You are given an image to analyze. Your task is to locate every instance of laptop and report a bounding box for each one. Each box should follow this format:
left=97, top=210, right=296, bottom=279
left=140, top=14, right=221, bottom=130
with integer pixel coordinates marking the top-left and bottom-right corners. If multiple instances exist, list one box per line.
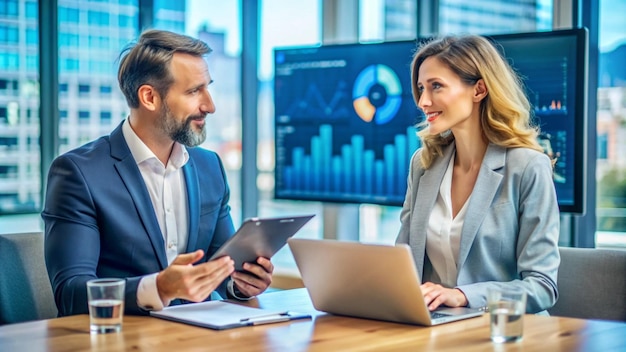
left=287, top=238, right=484, bottom=326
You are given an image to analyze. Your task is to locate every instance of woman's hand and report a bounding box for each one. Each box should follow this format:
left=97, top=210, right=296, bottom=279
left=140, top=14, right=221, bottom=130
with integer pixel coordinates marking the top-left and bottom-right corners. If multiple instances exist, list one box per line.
left=420, top=282, right=468, bottom=310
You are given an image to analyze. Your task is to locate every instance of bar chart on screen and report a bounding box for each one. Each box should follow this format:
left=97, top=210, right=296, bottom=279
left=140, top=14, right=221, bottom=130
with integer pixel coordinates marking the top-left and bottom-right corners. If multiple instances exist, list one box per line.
left=276, top=124, right=418, bottom=202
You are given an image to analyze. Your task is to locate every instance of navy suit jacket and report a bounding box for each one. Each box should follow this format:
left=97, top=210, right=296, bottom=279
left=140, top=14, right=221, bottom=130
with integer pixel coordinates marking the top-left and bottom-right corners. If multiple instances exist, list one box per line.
left=42, top=121, right=235, bottom=316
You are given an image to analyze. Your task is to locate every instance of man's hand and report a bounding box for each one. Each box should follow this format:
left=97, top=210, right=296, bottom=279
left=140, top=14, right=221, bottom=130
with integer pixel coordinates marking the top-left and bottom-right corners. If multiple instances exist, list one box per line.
left=231, top=257, right=274, bottom=298
left=156, top=249, right=234, bottom=304
left=420, top=282, right=468, bottom=311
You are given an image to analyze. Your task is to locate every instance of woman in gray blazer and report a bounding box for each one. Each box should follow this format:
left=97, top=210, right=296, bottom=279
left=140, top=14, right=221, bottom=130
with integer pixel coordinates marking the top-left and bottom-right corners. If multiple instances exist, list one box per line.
left=396, top=34, right=560, bottom=314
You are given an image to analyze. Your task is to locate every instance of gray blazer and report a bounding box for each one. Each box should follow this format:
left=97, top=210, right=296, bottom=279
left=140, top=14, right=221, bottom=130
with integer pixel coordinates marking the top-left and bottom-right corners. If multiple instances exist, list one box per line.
left=396, top=142, right=560, bottom=313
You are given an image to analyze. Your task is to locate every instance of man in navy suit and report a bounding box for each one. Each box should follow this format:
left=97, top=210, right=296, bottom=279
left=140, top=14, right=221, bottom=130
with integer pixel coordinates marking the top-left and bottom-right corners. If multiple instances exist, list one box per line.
left=42, top=29, right=273, bottom=316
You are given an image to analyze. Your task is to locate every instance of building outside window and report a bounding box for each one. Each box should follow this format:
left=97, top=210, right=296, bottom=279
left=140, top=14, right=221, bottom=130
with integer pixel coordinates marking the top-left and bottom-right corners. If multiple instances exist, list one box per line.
left=57, top=0, right=138, bottom=156
left=595, top=0, right=626, bottom=248
left=0, top=0, right=40, bottom=214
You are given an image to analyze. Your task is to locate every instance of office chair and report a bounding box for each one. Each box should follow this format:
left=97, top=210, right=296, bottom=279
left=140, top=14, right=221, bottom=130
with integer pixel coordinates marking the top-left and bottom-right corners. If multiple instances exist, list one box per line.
left=548, top=247, right=626, bottom=321
left=0, top=231, right=58, bottom=324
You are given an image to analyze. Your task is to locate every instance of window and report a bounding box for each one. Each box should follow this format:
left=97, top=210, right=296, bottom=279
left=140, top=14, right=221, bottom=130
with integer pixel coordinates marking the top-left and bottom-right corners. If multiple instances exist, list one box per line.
left=60, top=33, right=79, bottom=47
left=8, top=27, right=17, bottom=43
left=119, top=14, right=135, bottom=28
left=6, top=0, right=18, bottom=16
left=596, top=0, right=626, bottom=248
left=62, top=58, right=78, bottom=71
left=257, top=0, right=323, bottom=270
left=0, top=0, right=40, bottom=214
left=88, top=11, right=110, bottom=26
left=26, top=54, right=37, bottom=71
left=26, top=1, right=38, bottom=18
left=0, top=137, right=19, bottom=148
left=26, top=29, right=37, bottom=44
left=78, top=110, right=90, bottom=119
left=0, top=106, right=7, bottom=123
left=162, top=0, right=244, bottom=223
left=78, top=84, right=90, bottom=94
left=154, top=0, right=184, bottom=32
left=59, top=7, right=80, bottom=23
left=439, top=0, right=552, bottom=34
left=58, top=0, right=136, bottom=152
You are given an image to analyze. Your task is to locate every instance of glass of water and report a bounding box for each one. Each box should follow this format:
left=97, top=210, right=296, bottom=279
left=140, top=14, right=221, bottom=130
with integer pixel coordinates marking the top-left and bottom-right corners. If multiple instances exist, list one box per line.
left=86, top=278, right=125, bottom=334
left=487, top=287, right=526, bottom=343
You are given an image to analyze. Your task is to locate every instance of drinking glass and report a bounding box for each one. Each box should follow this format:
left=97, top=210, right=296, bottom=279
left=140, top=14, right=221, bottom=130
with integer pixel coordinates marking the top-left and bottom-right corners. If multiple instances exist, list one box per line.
left=87, top=278, right=125, bottom=334
left=487, top=286, right=526, bottom=343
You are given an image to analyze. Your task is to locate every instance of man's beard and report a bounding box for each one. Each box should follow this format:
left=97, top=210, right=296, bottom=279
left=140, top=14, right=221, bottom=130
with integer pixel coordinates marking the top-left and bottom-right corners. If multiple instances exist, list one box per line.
left=158, top=102, right=207, bottom=147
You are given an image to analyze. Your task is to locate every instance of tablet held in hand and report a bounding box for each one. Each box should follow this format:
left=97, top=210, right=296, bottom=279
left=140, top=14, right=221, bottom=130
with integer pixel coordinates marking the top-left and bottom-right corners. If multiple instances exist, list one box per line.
left=210, top=214, right=315, bottom=271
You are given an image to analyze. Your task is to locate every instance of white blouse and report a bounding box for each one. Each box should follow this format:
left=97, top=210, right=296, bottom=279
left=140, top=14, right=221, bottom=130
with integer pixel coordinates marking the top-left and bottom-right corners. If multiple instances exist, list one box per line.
left=425, top=153, right=470, bottom=288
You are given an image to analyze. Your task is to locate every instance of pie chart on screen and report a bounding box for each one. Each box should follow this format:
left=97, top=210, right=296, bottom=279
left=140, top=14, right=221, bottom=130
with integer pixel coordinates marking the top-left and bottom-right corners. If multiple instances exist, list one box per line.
left=352, top=64, right=402, bottom=124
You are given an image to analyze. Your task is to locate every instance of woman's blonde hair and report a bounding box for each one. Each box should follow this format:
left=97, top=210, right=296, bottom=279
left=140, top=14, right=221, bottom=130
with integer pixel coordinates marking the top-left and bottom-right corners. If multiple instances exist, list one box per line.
left=411, top=34, right=543, bottom=168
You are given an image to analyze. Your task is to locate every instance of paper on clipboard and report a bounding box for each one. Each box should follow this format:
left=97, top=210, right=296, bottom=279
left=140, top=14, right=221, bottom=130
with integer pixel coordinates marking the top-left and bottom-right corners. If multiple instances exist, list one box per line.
left=150, top=300, right=311, bottom=330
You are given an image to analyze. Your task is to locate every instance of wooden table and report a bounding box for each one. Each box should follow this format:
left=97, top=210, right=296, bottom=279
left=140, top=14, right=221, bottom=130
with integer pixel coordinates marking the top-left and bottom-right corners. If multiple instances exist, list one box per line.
left=1, top=288, right=625, bottom=351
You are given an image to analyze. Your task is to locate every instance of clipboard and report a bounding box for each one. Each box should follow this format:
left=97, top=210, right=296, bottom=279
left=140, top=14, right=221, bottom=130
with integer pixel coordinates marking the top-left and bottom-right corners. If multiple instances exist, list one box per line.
left=149, top=300, right=311, bottom=330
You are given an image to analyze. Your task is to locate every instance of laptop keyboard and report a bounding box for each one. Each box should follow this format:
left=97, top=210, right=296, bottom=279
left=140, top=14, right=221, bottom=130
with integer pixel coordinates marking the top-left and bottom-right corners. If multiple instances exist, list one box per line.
left=430, top=312, right=449, bottom=319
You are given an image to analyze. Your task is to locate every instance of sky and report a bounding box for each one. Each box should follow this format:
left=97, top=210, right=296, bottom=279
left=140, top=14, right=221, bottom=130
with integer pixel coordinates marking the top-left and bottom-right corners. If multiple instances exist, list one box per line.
left=186, top=0, right=321, bottom=80
left=599, top=0, right=626, bottom=51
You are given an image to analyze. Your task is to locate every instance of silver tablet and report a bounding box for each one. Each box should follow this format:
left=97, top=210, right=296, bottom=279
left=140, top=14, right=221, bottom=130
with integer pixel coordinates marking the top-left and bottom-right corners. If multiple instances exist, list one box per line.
left=209, top=214, right=315, bottom=271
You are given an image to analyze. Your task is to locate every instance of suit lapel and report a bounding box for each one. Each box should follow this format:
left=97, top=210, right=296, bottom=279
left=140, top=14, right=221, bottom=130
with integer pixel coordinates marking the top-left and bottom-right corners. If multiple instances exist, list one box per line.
left=183, top=158, right=200, bottom=252
left=412, top=143, right=455, bottom=277
left=110, top=123, right=168, bottom=270
left=456, top=143, right=506, bottom=271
